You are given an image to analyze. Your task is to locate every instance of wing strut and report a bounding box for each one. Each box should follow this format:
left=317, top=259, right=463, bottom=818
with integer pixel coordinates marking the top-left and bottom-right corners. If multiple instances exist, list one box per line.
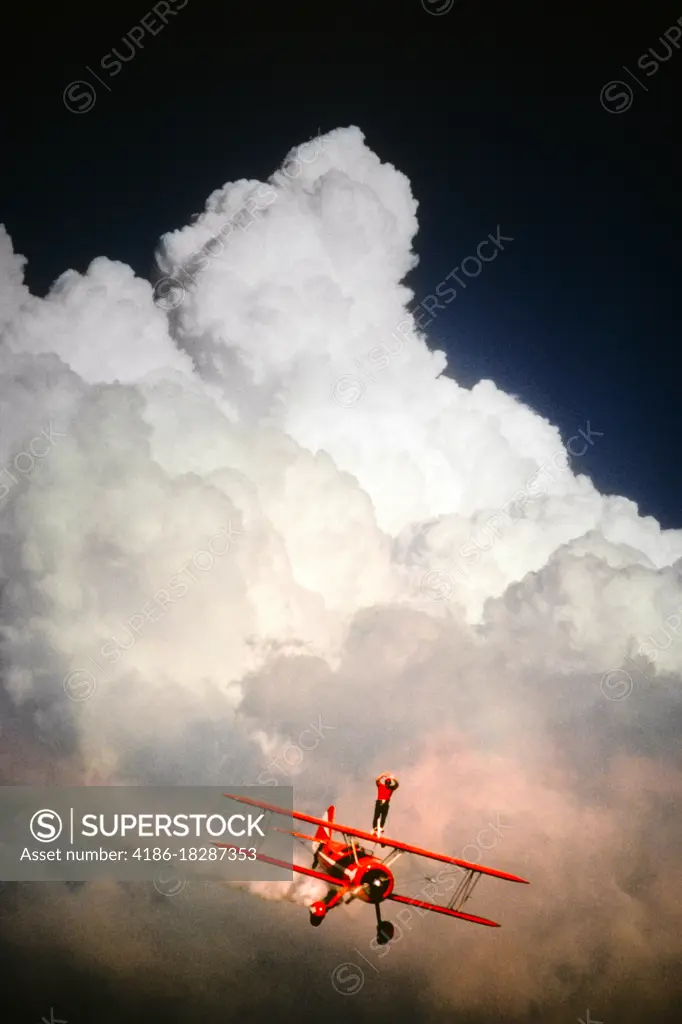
left=446, top=868, right=481, bottom=911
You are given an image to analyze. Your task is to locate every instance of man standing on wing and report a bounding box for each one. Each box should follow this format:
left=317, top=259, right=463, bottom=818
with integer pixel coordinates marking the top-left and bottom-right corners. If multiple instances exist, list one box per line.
left=372, top=772, right=399, bottom=838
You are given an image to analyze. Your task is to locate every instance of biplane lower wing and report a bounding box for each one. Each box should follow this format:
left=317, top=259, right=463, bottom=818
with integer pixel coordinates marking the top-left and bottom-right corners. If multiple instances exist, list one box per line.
left=213, top=842, right=342, bottom=888
left=223, top=793, right=529, bottom=885
left=388, top=892, right=500, bottom=927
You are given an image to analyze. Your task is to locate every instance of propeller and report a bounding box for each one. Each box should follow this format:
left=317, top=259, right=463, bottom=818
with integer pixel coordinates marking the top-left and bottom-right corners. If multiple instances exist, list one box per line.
left=361, top=867, right=392, bottom=904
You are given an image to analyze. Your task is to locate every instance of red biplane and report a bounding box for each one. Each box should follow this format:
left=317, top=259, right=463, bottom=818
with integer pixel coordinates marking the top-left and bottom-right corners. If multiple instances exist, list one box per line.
left=218, top=780, right=529, bottom=945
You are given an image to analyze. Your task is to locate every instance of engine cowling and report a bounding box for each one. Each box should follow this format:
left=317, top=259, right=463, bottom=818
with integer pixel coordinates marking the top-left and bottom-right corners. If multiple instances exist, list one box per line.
left=358, top=864, right=394, bottom=904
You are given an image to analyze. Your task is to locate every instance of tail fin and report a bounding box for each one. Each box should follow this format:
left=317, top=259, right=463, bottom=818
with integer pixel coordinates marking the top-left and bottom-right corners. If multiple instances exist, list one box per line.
left=314, top=805, right=334, bottom=849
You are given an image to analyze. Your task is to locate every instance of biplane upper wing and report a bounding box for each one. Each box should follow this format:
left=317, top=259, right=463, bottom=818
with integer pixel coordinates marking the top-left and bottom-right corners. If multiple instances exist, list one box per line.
left=388, top=892, right=500, bottom=928
left=223, top=793, right=529, bottom=884
left=213, top=842, right=343, bottom=888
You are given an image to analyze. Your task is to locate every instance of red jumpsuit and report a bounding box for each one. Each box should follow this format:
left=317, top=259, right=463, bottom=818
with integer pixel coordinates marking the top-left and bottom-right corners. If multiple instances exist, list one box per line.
left=373, top=773, right=399, bottom=834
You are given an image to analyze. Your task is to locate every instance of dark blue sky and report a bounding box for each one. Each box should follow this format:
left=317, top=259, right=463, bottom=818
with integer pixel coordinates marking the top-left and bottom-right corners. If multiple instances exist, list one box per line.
left=4, top=0, right=681, bottom=527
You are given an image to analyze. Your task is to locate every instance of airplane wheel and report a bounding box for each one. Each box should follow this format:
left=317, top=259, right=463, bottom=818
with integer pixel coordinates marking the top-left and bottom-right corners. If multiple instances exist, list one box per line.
left=376, top=921, right=394, bottom=945
left=309, top=912, right=324, bottom=927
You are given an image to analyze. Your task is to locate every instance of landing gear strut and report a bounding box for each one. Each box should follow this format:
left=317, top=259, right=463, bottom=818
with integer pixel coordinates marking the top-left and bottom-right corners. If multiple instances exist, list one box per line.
left=375, top=903, right=395, bottom=945
left=309, top=900, right=326, bottom=926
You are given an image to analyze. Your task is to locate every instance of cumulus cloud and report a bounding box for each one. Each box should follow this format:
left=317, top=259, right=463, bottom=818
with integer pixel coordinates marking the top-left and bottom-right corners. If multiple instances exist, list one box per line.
left=1, top=125, right=681, bottom=1021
